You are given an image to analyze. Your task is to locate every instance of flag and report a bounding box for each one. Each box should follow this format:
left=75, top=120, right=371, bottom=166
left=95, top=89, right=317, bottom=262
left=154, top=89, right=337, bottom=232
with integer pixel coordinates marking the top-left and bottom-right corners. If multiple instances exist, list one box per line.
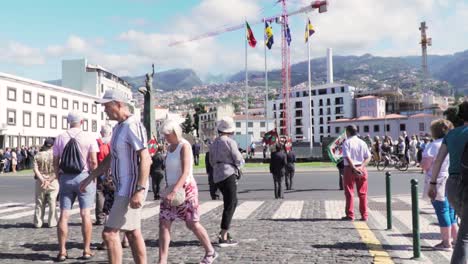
left=305, top=19, right=315, bottom=43
left=246, top=21, right=257, bottom=48
left=326, top=131, right=347, bottom=164
left=264, top=21, right=274, bottom=49
left=262, top=129, right=279, bottom=145
left=285, top=24, right=292, bottom=46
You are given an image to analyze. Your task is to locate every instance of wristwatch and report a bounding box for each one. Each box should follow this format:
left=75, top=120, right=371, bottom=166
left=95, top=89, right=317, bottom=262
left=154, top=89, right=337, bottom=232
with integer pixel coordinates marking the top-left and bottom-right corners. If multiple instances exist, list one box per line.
left=135, top=185, right=146, bottom=192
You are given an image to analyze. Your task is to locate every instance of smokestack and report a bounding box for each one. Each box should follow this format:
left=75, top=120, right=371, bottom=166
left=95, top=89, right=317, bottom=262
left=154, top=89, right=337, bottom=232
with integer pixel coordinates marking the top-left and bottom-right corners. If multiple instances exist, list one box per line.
left=327, top=48, right=334, bottom=84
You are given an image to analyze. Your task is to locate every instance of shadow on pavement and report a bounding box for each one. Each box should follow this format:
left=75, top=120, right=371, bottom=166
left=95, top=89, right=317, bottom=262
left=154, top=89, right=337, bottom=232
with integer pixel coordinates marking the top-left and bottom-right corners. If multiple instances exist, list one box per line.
left=0, top=222, right=35, bottom=229
left=145, top=239, right=201, bottom=248
left=388, top=232, right=439, bottom=240
left=238, top=188, right=338, bottom=194
left=0, top=252, right=51, bottom=261
left=258, top=218, right=343, bottom=222
left=312, top=241, right=370, bottom=250
left=22, top=242, right=83, bottom=251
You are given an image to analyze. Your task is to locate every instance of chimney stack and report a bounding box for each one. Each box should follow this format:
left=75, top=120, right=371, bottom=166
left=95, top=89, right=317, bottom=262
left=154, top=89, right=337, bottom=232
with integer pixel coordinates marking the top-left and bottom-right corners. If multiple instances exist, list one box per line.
left=327, top=48, right=334, bottom=84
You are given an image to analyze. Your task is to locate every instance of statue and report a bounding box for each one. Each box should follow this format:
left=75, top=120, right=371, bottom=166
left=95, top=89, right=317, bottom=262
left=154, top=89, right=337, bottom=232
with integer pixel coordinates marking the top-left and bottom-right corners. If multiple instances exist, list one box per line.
left=139, top=64, right=157, bottom=141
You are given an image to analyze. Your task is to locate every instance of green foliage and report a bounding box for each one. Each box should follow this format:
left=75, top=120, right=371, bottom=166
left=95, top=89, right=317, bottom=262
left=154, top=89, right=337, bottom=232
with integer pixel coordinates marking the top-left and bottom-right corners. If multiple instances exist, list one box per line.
left=182, top=113, right=194, bottom=134
left=193, top=103, right=207, bottom=137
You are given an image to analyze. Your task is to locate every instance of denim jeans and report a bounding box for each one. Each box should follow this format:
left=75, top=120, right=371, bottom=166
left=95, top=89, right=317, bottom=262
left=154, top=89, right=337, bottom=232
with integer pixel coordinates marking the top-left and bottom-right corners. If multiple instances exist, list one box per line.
left=451, top=188, right=468, bottom=264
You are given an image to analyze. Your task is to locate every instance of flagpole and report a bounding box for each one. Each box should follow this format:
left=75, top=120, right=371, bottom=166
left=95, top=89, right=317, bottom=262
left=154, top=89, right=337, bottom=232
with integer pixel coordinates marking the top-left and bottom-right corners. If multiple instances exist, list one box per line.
left=307, top=18, right=313, bottom=150
left=245, top=21, right=249, bottom=151
left=264, top=19, right=269, bottom=133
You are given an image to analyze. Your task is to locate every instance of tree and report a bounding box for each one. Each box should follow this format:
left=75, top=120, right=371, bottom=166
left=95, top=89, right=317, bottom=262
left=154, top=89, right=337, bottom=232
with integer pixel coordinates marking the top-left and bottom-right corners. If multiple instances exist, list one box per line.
left=182, top=113, right=194, bottom=134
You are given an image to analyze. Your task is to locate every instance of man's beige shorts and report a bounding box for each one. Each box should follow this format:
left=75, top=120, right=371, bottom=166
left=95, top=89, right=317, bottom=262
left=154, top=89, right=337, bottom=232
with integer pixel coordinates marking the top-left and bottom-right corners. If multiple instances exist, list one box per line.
left=106, top=196, right=144, bottom=231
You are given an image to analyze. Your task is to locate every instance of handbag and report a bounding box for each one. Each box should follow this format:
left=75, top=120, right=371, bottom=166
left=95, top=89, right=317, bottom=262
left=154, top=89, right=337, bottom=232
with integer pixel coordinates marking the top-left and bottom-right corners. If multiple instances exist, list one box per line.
left=161, top=184, right=186, bottom=207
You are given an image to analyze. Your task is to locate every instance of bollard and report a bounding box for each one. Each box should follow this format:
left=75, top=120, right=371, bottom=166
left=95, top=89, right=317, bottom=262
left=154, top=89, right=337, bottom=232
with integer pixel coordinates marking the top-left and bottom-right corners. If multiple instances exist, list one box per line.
left=385, top=171, right=392, bottom=230
left=411, top=179, right=421, bottom=259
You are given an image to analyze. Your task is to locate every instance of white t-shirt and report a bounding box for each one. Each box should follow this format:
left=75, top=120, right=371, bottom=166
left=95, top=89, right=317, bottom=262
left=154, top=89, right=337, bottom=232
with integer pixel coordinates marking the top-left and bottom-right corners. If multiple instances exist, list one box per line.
left=422, top=138, right=449, bottom=201
left=342, top=136, right=371, bottom=166
left=165, top=139, right=194, bottom=186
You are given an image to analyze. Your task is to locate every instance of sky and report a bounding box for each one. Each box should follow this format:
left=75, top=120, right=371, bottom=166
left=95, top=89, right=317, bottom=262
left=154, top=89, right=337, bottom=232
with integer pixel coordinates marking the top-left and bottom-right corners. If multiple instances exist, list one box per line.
left=0, top=0, right=467, bottom=81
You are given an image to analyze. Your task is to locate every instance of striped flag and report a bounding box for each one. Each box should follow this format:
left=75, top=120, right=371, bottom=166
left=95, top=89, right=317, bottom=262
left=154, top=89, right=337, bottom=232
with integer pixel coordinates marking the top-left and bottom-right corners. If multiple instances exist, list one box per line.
left=326, top=131, right=347, bottom=164
left=246, top=21, right=257, bottom=48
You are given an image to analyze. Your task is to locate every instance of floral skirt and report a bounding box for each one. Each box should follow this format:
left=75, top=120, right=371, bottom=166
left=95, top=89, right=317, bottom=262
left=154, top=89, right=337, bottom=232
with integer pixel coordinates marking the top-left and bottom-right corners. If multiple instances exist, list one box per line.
left=159, top=180, right=200, bottom=222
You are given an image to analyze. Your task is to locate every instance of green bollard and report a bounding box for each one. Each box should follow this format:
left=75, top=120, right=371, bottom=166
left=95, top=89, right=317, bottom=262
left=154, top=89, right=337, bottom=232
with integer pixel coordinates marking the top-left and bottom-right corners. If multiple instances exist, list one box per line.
left=386, top=171, right=392, bottom=230
left=411, top=179, right=421, bottom=259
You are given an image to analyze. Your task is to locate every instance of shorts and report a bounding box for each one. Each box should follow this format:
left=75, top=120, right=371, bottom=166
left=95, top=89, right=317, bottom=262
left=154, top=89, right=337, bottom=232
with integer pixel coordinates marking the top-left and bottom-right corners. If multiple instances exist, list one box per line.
left=106, top=195, right=144, bottom=231
left=59, top=172, right=96, bottom=210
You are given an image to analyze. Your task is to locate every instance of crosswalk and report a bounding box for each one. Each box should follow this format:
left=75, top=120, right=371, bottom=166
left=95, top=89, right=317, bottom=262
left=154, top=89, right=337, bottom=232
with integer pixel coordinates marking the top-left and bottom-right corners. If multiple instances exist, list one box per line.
left=0, top=196, right=457, bottom=262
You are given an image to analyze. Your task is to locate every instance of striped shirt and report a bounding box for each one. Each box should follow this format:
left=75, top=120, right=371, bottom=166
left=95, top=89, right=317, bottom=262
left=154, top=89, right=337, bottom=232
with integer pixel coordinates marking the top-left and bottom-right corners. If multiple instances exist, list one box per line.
left=110, top=115, right=148, bottom=198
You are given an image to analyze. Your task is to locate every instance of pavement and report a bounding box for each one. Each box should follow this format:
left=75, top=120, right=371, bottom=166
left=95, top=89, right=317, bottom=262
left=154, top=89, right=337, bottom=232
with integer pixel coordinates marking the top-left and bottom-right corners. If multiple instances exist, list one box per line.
left=0, top=167, right=453, bottom=263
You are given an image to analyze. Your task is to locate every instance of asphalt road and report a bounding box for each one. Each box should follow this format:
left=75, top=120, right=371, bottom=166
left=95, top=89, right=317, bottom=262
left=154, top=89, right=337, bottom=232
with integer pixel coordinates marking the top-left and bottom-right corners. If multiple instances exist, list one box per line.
left=0, top=168, right=426, bottom=203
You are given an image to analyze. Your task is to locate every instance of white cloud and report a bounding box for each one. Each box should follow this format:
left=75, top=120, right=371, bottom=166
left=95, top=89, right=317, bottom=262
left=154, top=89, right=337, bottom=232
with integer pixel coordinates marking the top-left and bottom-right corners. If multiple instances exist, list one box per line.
left=0, top=41, right=45, bottom=66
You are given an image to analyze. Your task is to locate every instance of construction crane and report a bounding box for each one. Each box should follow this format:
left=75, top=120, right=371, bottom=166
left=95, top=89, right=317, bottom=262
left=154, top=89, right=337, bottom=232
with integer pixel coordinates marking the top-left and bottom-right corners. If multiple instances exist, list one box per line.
left=169, top=0, right=328, bottom=137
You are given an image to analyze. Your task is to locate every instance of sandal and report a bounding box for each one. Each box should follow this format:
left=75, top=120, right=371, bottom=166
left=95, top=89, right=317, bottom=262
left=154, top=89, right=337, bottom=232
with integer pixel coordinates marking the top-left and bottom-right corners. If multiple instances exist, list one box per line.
left=200, top=251, right=218, bottom=264
left=55, top=252, right=68, bottom=262
left=80, top=251, right=95, bottom=260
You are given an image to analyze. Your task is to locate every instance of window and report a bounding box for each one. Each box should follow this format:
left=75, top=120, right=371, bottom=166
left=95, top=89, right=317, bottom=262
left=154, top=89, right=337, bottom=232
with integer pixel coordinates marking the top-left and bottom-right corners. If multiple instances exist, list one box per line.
left=386, top=124, right=390, bottom=132
left=363, top=125, right=369, bottom=133
left=50, top=96, right=57, bottom=108
left=37, top=113, right=45, bottom=128
left=318, top=89, right=327, bottom=95
left=341, top=86, right=345, bottom=92
left=311, top=90, right=316, bottom=96
left=23, top=111, right=31, bottom=127
left=50, top=115, right=57, bottom=129
left=374, top=125, right=380, bottom=132
left=319, top=117, right=323, bottom=125
left=331, top=88, right=335, bottom=94
left=303, top=91, right=309, bottom=96
left=260, top=122, right=265, bottom=127
left=368, top=100, right=375, bottom=107
left=335, top=107, right=344, bottom=114
left=23, top=91, right=31, bottom=103
left=83, top=119, right=89, bottom=131
left=92, top=104, right=97, bottom=114
left=295, top=101, right=302, bottom=108
left=327, top=117, right=331, bottom=122
left=319, top=99, right=323, bottom=106
left=320, top=126, right=324, bottom=134
left=295, top=127, right=303, bottom=135
left=419, top=122, right=425, bottom=132
left=311, top=118, right=314, bottom=125
left=236, top=132, right=241, bottom=135
left=311, top=100, right=314, bottom=107
left=37, top=94, right=45, bottom=106
left=248, top=122, right=253, bottom=128
left=335, top=97, right=344, bottom=105
left=295, top=110, right=302, bottom=117
left=319, top=109, right=323, bottom=115
left=236, top=122, right=241, bottom=128
left=360, top=100, right=367, bottom=107
left=83, top=103, right=89, bottom=113
left=326, top=98, right=331, bottom=106
left=279, top=103, right=284, bottom=110
left=295, top=119, right=302, bottom=126
left=7, top=87, right=16, bottom=101
left=92, top=120, right=97, bottom=132
left=311, top=109, right=314, bottom=115
left=280, top=120, right=285, bottom=126
left=62, top=99, right=69, bottom=109
left=73, top=100, right=79, bottom=110
left=327, top=126, right=330, bottom=133
left=7, top=109, right=16, bottom=125
left=400, top=124, right=406, bottom=131
left=296, top=92, right=300, bottom=97
left=327, top=108, right=331, bottom=115
left=62, top=116, right=68, bottom=130
left=335, top=127, right=340, bottom=133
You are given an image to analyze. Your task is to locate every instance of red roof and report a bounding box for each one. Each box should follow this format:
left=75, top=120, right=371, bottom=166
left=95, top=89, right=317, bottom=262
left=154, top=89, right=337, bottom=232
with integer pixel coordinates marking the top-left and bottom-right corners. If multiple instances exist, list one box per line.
left=409, top=113, right=436, bottom=118
left=330, top=114, right=407, bottom=123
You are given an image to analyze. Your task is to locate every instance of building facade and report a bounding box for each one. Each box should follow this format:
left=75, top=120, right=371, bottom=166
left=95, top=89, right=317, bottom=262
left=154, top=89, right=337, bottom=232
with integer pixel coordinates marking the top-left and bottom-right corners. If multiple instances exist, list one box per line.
left=356, top=96, right=386, bottom=118
left=329, top=113, right=438, bottom=140
left=234, top=115, right=275, bottom=142
left=0, top=72, right=102, bottom=148
left=267, top=82, right=355, bottom=144
left=198, top=104, right=234, bottom=141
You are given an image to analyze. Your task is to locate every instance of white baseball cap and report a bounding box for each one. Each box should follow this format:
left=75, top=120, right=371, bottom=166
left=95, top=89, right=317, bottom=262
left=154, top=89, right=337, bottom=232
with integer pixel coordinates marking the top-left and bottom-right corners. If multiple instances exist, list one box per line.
left=95, top=89, right=128, bottom=104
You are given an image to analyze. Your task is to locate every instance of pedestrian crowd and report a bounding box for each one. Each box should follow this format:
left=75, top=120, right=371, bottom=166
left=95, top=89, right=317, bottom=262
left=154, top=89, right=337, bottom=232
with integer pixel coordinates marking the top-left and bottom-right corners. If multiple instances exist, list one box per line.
left=0, top=145, right=37, bottom=173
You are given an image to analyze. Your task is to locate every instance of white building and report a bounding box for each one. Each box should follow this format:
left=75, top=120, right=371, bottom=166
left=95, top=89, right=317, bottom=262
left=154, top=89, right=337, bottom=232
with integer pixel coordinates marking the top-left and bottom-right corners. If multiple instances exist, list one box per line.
left=267, top=48, right=355, bottom=144
left=0, top=72, right=102, bottom=148
left=267, top=82, right=355, bottom=144
left=155, top=107, right=185, bottom=135
left=198, top=104, right=234, bottom=141
left=0, top=59, right=140, bottom=149
left=233, top=115, right=275, bottom=142
left=329, top=113, right=438, bottom=140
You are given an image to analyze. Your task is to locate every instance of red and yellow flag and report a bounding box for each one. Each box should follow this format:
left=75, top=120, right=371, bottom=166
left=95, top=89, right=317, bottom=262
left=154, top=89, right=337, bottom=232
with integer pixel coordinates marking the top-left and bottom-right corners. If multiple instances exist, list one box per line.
left=246, top=21, right=257, bottom=48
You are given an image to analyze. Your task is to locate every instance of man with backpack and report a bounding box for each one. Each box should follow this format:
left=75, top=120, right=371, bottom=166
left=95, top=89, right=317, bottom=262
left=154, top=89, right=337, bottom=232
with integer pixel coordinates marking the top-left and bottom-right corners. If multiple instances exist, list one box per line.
left=429, top=101, right=468, bottom=264
left=53, top=111, right=99, bottom=262
left=95, top=125, right=112, bottom=225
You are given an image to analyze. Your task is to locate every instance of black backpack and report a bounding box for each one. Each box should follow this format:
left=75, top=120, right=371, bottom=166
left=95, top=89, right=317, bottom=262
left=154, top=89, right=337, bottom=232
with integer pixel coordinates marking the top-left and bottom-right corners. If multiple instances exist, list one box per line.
left=461, top=142, right=468, bottom=186
left=59, top=131, right=84, bottom=174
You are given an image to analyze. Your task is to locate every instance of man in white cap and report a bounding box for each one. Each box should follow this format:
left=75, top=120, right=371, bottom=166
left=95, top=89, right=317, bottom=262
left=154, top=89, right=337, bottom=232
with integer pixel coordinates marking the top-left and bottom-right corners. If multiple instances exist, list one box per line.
left=80, top=89, right=151, bottom=264
left=53, top=111, right=99, bottom=261
left=209, top=116, right=244, bottom=247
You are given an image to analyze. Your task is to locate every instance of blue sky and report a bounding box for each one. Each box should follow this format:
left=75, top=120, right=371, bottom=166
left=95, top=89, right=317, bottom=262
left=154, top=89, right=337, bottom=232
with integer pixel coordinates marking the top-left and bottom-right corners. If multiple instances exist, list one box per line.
left=0, top=0, right=467, bottom=81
